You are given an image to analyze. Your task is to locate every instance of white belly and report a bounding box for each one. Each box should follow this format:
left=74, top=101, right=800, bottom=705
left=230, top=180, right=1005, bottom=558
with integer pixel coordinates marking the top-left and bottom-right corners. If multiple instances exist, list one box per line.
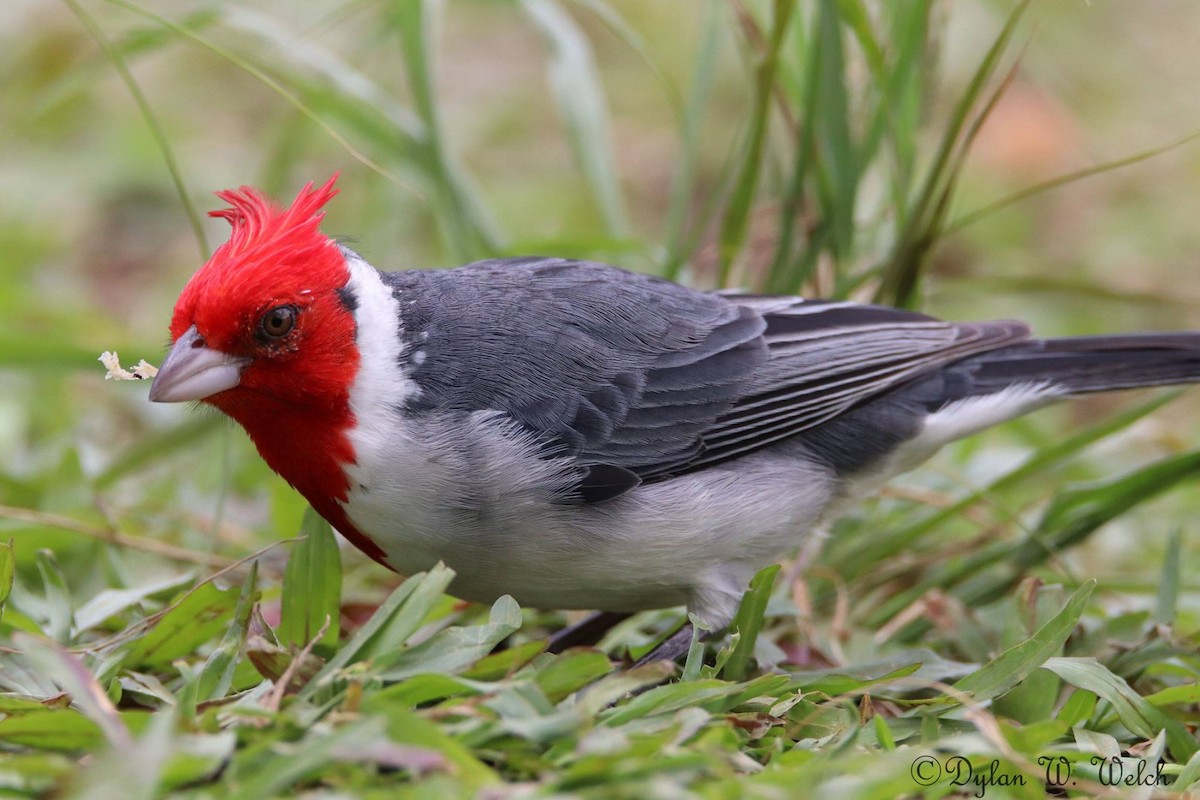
left=339, top=411, right=838, bottom=626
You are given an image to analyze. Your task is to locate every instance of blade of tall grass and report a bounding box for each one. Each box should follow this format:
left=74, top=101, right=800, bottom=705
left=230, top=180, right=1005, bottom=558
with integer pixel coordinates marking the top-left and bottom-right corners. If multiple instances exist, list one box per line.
left=917, top=52, right=1022, bottom=249
left=72, top=574, right=196, bottom=634
left=297, top=564, right=455, bottom=701
left=181, top=562, right=257, bottom=711
left=1178, top=749, right=1200, bottom=791
left=567, top=0, right=679, bottom=113
left=762, top=1, right=933, bottom=297
left=222, top=7, right=423, bottom=139
left=762, top=5, right=820, bottom=295
left=764, top=0, right=851, bottom=295
left=35, top=551, right=73, bottom=645
left=876, top=1, right=930, bottom=229
left=946, top=127, right=1200, bottom=234
left=778, top=21, right=846, bottom=295
left=1153, top=530, right=1182, bottom=626
left=876, top=0, right=1030, bottom=307
left=62, top=0, right=208, bottom=259
left=1009, top=448, right=1200, bottom=574
left=811, top=0, right=857, bottom=264
left=105, top=0, right=417, bottom=196
left=662, top=0, right=722, bottom=281
left=223, top=717, right=413, bottom=800
left=0, top=541, right=13, bottom=624
left=38, top=7, right=219, bottom=117
left=15, top=634, right=131, bottom=749
left=521, top=0, right=631, bottom=238
left=835, top=0, right=885, bottom=76
left=386, top=0, right=503, bottom=260
left=121, top=582, right=240, bottom=668
left=375, top=595, right=521, bottom=680
left=717, top=0, right=794, bottom=287
left=0, top=706, right=105, bottom=751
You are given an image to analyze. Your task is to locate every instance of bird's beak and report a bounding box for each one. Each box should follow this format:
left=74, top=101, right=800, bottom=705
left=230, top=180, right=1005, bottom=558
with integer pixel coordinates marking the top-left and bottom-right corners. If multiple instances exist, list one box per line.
left=149, top=325, right=251, bottom=403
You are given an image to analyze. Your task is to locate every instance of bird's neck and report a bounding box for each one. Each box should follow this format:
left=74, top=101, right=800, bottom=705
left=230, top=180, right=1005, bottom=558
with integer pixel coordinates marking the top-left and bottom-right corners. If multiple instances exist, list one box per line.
left=215, top=394, right=392, bottom=566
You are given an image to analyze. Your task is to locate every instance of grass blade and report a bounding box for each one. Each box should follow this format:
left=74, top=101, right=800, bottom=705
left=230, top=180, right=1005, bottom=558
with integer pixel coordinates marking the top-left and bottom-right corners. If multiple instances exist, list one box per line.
left=812, top=0, right=858, bottom=263
left=870, top=443, right=1200, bottom=642
left=953, top=579, right=1093, bottom=705
left=279, top=508, right=341, bottom=649
left=376, top=595, right=522, bottom=680
left=297, top=563, right=455, bottom=700
left=721, top=564, right=779, bottom=682
left=122, top=583, right=240, bottom=668
left=105, top=0, right=417, bottom=196
left=1153, top=530, right=1182, bottom=626
left=15, top=633, right=131, bottom=749
left=716, top=0, right=794, bottom=287
left=662, top=0, right=722, bottom=280
left=877, top=0, right=1030, bottom=306
left=386, top=0, right=503, bottom=260
left=35, top=551, right=73, bottom=644
left=835, top=389, right=1180, bottom=582
left=947, top=127, right=1200, bottom=234
left=1009, top=448, right=1200, bottom=573
left=0, top=540, right=14, bottom=624
left=63, top=0, right=208, bottom=258
left=567, top=0, right=679, bottom=114
left=521, top=0, right=631, bottom=237
left=181, top=562, right=258, bottom=712
left=1042, top=656, right=1197, bottom=762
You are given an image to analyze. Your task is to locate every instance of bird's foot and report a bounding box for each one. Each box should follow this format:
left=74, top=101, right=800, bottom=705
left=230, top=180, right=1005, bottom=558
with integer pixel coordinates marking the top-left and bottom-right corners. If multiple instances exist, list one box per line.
left=546, top=610, right=632, bottom=654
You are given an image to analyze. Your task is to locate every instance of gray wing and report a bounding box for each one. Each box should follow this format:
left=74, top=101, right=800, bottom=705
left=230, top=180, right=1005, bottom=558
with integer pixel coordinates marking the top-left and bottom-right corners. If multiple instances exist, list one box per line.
left=383, top=258, right=1030, bottom=501
left=676, top=295, right=1031, bottom=475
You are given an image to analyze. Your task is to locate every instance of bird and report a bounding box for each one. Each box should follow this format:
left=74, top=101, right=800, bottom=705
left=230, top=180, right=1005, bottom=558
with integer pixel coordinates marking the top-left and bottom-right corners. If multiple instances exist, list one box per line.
left=150, top=176, right=1200, bottom=660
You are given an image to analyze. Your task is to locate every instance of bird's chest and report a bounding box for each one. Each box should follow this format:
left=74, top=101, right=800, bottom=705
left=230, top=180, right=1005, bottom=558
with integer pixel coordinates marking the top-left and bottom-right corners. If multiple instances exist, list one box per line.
left=334, top=410, right=568, bottom=578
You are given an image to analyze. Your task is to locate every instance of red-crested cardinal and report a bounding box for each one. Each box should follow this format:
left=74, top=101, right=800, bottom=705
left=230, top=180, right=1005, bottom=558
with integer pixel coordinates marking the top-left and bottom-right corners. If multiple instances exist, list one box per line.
left=150, top=176, right=1200, bottom=645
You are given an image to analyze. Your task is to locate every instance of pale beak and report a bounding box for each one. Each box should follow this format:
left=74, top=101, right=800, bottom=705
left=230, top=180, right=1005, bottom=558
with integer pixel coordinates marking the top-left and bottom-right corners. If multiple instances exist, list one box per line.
left=149, top=326, right=251, bottom=403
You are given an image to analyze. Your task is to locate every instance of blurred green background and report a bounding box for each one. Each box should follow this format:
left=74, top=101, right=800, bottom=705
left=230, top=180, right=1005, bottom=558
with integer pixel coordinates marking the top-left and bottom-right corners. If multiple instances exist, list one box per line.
left=2, top=0, right=1199, bottom=613
left=3, top=2, right=1200, bottom=795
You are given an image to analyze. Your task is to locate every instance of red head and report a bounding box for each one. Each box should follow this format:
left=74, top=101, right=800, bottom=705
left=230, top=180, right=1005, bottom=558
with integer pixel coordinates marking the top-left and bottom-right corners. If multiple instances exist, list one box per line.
left=154, top=175, right=358, bottom=419
left=150, top=176, right=381, bottom=560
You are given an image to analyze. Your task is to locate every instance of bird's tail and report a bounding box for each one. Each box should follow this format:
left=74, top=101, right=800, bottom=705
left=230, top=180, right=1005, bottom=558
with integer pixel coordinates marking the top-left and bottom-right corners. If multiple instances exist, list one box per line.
left=966, top=332, right=1200, bottom=396
left=883, top=331, right=1200, bottom=460
left=794, top=331, right=1200, bottom=476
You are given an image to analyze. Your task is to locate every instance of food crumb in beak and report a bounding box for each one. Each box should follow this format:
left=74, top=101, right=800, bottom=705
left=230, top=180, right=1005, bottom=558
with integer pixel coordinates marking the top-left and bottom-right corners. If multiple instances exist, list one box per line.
left=99, top=351, right=160, bottom=381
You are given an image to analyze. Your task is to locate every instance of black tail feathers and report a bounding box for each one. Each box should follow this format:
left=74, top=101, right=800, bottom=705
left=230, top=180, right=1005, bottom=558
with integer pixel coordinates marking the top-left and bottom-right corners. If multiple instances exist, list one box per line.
left=967, top=332, right=1200, bottom=396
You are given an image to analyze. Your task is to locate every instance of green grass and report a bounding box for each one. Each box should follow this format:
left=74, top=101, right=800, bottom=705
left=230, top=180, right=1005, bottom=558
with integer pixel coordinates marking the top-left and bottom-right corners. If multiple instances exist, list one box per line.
left=1, top=0, right=1199, bottom=796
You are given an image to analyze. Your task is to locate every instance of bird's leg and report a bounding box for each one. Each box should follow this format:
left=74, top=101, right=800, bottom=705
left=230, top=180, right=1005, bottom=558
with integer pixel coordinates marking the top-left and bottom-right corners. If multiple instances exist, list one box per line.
left=632, top=621, right=709, bottom=668
left=546, top=610, right=632, bottom=654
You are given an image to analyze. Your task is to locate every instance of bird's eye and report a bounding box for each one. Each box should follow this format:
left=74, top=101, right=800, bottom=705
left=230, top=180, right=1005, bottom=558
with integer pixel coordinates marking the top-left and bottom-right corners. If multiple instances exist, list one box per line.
left=258, top=305, right=297, bottom=341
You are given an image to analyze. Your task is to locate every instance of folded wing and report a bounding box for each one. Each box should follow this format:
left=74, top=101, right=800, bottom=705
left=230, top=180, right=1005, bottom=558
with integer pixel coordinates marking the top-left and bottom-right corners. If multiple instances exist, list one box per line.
left=389, top=259, right=1030, bottom=501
